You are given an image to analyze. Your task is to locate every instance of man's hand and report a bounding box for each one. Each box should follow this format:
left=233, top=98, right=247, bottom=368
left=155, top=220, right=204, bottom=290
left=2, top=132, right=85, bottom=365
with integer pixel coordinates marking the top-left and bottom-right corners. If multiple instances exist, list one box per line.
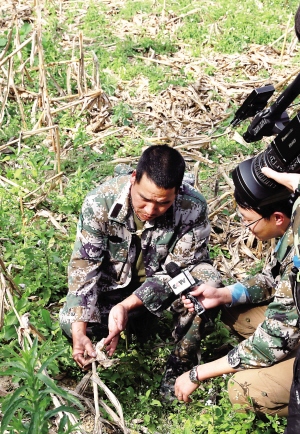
left=182, top=284, right=232, bottom=312
left=104, top=303, right=128, bottom=356
left=175, top=356, right=237, bottom=402
left=174, top=371, right=198, bottom=402
left=261, top=167, right=300, bottom=193
left=72, top=322, right=96, bottom=370
left=104, top=294, right=144, bottom=356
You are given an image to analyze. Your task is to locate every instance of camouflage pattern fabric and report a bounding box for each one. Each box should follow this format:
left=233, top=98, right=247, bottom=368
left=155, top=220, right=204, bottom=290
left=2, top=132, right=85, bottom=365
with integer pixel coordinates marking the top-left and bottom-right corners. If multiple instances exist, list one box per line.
left=59, top=174, right=216, bottom=330
left=227, top=223, right=300, bottom=369
left=292, top=195, right=300, bottom=261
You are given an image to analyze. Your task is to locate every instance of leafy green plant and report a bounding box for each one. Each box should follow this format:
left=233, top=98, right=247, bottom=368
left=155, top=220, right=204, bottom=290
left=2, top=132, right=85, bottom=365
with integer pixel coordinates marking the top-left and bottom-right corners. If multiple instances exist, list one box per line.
left=0, top=339, right=82, bottom=434
left=112, top=102, right=133, bottom=126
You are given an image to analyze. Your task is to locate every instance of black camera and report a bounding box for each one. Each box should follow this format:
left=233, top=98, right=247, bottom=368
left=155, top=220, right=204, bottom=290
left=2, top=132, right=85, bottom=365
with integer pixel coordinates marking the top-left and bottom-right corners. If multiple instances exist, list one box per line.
left=231, top=74, right=300, bottom=207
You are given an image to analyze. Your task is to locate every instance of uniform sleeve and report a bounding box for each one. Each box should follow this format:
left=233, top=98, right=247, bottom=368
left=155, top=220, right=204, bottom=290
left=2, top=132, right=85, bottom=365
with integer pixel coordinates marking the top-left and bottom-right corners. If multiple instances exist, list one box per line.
left=227, top=263, right=276, bottom=307
left=228, top=258, right=300, bottom=369
left=64, top=195, right=108, bottom=323
left=134, top=204, right=214, bottom=315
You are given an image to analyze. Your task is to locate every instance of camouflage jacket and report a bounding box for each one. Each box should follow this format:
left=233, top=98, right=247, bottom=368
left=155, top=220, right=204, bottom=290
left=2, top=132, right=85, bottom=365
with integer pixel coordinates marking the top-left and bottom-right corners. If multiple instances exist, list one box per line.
left=62, top=175, right=211, bottom=324
left=227, top=223, right=300, bottom=369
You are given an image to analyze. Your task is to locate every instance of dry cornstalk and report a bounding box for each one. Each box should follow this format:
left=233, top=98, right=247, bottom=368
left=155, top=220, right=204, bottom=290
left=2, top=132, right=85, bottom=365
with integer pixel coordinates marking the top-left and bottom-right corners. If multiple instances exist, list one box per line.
left=0, top=175, right=30, bottom=193
left=28, top=57, right=93, bottom=72
left=54, top=127, right=63, bottom=194
left=22, top=172, right=63, bottom=200
left=209, top=198, right=233, bottom=219
left=35, top=0, right=56, bottom=151
left=0, top=26, right=14, bottom=62
left=92, top=361, right=102, bottom=434
left=166, top=8, right=202, bottom=25
left=0, top=273, right=6, bottom=328
left=219, top=167, right=235, bottom=190
left=0, top=257, right=21, bottom=297
left=0, top=58, right=13, bottom=127
left=280, top=13, right=293, bottom=63
left=0, top=34, right=34, bottom=68
left=134, top=54, right=181, bottom=68
left=10, top=68, right=27, bottom=128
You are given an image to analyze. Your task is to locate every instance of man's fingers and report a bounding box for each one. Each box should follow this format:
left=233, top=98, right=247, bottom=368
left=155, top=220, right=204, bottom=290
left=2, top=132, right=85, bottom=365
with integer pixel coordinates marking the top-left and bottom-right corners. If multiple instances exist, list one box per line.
left=189, top=283, right=206, bottom=297
left=105, top=335, right=119, bottom=356
left=73, top=352, right=86, bottom=368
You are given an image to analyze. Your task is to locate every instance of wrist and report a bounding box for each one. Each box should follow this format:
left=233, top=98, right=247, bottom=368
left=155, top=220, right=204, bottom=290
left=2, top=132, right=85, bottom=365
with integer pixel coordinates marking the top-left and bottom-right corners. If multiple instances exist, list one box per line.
left=71, top=321, right=87, bottom=336
left=189, top=365, right=201, bottom=384
left=222, top=287, right=232, bottom=305
left=119, top=294, right=143, bottom=312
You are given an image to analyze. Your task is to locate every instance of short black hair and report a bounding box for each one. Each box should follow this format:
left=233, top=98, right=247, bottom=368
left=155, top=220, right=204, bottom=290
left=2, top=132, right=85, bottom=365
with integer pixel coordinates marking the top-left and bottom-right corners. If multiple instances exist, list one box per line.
left=234, top=187, right=293, bottom=219
left=295, top=5, right=300, bottom=40
left=135, top=145, right=185, bottom=191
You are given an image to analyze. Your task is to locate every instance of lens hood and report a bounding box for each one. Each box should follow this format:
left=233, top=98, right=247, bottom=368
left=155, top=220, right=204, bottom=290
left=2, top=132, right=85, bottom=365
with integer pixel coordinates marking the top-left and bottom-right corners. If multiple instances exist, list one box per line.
left=232, top=158, right=291, bottom=208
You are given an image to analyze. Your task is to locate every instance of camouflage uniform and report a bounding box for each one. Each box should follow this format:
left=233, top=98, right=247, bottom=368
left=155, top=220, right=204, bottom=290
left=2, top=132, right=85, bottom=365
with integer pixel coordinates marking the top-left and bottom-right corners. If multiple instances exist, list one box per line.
left=59, top=172, right=221, bottom=375
left=226, top=222, right=300, bottom=415
left=285, top=194, right=300, bottom=432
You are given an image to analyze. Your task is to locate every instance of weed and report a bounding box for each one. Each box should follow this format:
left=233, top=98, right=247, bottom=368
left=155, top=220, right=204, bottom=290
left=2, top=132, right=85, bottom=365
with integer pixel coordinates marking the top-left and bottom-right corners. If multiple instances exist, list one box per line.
left=0, top=339, right=82, bottom=434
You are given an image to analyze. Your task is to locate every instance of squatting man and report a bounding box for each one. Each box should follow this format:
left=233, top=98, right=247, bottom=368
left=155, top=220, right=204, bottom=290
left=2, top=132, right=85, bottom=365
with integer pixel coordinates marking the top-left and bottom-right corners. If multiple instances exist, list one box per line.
left=175, top=165, right=299, bottom=416
left=59, top=144, right=222, bottom=397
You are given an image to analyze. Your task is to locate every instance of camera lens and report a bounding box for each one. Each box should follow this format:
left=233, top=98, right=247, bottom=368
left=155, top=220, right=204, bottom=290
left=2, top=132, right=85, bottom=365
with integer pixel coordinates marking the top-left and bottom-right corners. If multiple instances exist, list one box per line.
left=232, top=113, right=300, bottom=207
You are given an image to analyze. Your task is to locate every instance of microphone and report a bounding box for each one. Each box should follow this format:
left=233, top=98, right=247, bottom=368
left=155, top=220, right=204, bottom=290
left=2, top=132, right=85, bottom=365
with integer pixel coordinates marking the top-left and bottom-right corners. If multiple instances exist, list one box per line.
left=166, top=262, right=207, bottom=318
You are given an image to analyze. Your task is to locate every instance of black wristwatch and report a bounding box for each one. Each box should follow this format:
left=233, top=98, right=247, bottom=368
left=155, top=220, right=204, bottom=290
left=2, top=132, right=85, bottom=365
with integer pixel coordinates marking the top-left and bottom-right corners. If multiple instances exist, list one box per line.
left=189, top=365, right=200, bottom=384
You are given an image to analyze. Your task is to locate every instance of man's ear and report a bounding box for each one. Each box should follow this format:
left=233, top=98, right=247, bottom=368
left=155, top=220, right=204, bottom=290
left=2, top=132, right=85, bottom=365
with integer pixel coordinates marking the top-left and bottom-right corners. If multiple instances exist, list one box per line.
left=130, top=170, right=137, bottom=186
left=273, top=211, right=286, bottom=226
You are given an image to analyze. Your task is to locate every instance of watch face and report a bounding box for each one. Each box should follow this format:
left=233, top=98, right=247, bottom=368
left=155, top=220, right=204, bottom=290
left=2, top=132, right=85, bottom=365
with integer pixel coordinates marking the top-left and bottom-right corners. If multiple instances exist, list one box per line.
left=189, top=366, right=199, bottom=384
left=227, top=348, right=241, bottom=368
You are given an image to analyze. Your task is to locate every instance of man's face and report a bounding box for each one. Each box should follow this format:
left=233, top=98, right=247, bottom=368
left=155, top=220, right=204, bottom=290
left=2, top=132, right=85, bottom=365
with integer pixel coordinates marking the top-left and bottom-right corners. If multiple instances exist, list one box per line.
left=130, top=172, right=176, bottom=221
left=238, top=206, right=287, bottom=241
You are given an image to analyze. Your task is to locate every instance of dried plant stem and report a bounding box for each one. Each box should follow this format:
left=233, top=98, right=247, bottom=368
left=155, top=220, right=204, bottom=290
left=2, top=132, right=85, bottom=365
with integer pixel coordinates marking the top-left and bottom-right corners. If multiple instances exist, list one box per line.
left=0, top=273, right=6, bottom=328
left=0, top=175, right=30, bottom=193
left=10, top=70, right=27, bottom=128
left=92, top=362, right=102, bottom=434
left=280, top=13, right=292, bottom=63
left=219, top=167, right=235, bottom=190
left=134, top=55, right=181, bottom=68
left=28, top=57, right=93, bottom=71
left=55, top=127, right=64, bottom=194
left=209, top=199, right=233, bottom=219
left=0, top=34, right=34, bottom=68
left=166, top=8, right=202, bottom=25
left=0, top=58, right=13, bottom=127
left=0, top=256, right=21, bottom=297
left=0, top=26, right=14, bottom=62
left=23, top=172, right=63, bottom=200
left=19, top=196, right=26, bottom=227
left=92, top=50, right=100, bottom=88
left=35, top=0, right=56, bottom=151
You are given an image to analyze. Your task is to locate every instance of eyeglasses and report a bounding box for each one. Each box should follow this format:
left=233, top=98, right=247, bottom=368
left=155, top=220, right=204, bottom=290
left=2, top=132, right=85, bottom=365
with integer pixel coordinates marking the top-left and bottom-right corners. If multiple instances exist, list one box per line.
left=242, top=216, right=264, bottom=228
left=236, top=211, right=264, bottom=228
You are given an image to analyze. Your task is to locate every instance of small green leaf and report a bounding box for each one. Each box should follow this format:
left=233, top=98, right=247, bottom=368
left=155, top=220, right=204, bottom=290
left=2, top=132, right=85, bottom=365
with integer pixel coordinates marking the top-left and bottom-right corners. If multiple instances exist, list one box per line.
left=41, top=308, right=52, bottom=329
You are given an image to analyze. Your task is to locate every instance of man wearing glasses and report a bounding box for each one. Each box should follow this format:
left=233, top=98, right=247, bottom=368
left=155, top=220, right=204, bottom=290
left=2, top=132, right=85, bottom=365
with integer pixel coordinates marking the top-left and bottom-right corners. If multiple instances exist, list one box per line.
left=174, top=183, right=298, bottom=418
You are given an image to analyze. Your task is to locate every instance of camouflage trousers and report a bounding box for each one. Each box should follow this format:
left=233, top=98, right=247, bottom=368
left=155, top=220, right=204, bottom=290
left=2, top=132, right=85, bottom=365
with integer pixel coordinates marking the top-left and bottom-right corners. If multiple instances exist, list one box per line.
left=223, top=303, right=297, bottom=417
